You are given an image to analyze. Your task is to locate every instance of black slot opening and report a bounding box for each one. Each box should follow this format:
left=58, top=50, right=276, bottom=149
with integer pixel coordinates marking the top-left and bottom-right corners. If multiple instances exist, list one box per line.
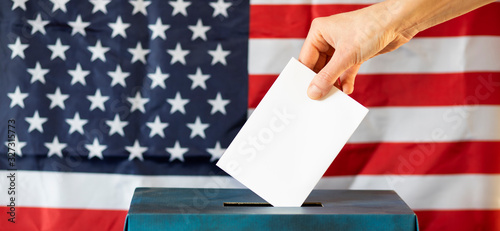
left=223, top=202, right=323, bottom=207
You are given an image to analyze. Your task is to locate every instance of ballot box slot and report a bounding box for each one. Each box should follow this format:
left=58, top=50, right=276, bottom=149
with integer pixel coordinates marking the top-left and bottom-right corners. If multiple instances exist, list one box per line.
left=223, top=202, right=323, bottom=207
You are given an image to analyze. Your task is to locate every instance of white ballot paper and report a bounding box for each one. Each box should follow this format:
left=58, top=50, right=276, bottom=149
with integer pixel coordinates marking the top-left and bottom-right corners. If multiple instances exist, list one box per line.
left=217, top=58, right=368, bottom=207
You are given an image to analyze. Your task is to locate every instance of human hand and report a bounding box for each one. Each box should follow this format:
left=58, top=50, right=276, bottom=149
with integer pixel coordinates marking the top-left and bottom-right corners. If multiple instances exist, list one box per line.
left=299, top=1, right=417, bottom=99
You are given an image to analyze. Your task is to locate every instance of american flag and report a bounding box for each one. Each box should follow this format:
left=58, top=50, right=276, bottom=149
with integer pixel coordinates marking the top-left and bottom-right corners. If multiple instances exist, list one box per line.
left=1, top=0, right=499, bottom=230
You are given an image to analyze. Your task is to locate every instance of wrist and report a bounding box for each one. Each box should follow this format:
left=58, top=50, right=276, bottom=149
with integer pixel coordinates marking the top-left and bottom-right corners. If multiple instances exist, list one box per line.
left=377, top=0, right=421, bottom=40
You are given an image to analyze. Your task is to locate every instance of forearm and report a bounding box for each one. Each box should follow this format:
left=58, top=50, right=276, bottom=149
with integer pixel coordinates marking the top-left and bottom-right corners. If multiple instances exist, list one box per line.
left=383, top=0, right=496, bottom=37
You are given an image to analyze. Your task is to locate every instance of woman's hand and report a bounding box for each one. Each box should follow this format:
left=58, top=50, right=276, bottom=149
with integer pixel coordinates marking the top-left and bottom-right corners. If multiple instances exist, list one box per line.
left=299, top=1, right=416, bottom=99
left=299, top=0, right=495, bottom=99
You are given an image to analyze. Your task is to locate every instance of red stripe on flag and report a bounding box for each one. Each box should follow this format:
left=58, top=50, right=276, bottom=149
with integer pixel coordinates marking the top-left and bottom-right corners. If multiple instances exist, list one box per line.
left=248, top=74, right=278, bottom=108
left=415, top=210, right=500, bottom=231
left=250, top=4, right=362, bottom=38
left=325, top=141, right=500, bottom=176
left=249, top=72, right=500, bottom=108
left=0, top=206, right=127, bottom=231
left=352, top=72, right=500, bottom=107
left=250, top=3, right=500, bottom=38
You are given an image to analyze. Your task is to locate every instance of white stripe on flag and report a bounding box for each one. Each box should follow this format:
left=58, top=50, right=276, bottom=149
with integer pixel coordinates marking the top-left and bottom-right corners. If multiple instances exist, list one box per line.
left=249, top=36, right=500, bottom=74
left=351, top=106, right=500, bottom=143
left=253, top=106, right=500, bottom=143
left=318, top=174, right=500, bottom=210
left=0, top=170, right=244, bottom=210
left=1, top=170, right=499, bottom=210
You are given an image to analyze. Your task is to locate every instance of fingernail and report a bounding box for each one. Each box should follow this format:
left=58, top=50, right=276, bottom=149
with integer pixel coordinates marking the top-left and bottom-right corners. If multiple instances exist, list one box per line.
left=343, top=85, right=353, bottom=94
left=307, top=84, right=323, bottom=100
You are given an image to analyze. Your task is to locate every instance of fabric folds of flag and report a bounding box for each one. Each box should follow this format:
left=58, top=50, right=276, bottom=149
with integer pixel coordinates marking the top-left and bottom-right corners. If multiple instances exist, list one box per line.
left=1, top=0, right=499, bottom=231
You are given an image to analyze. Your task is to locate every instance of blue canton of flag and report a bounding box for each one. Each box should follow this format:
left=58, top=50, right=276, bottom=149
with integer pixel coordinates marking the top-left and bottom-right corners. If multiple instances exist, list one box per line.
left=1, top=0, right=249, bottom=175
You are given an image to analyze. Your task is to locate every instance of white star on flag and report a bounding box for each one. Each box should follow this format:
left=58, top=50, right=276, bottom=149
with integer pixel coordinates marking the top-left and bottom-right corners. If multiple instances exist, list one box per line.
left=187, top=67, right=210, bottom=90
left=85, top=138, right=107, bottom=159
left=186, top=116, right=209, bottom=139
left=166, top=141, right=189, bottom=162
left=8, top=37, right=28, bottom=59
left=188, top=19, right=210, bottom=41
left=127, top=92, right=150, bottom=113
left=68, top=15, right=90, bottom=36
left=5, top=136, right=26, bottom=157
left=87, top=89, right=109, bottom=111
left=28, top=62, right=49, bottom=84
left=109, top=16, right=130, bottom=38
left=148, top=66, right=169, bottom=89
left=68, top=63, right=90, bottom=86
left=130, top=0, right=151, bottom=15
left=128, top=42, right=150, bottom=64
left=26, top=110, right=48, bottom=133
left=210, top=0, right=232, bottom=18
left=50, top=0, right=69, bottom=13
left=66, top=112, right=88, bottom=135
left=167, top=92, right=189, bottom=114
left=27, top=14, right=49, bottom=35
left=106, top=114, right=129, bottom=136
left=88, top=40, right=110, bottom=62
left=90, top=0, right=111, bottom=14
left=208, top=92, right=230, bottom=115
left=7, top=86, right=29, bottom=108
left=47, top=87, right=69, bottom=110
left=45, top=136, right=67, bottom=158
left=207, top=141, right=226, bottom=162
left=146, top=115, right=169, bottom=138
left=167, top=43, right=189, bottom=65
left=169, top=0, right=191, bottom=16
left=126, top=140, right=148, bottom=161
left=48, top=38, right=70, bottom=60
left=148, top=18, right=170, bottom=40
left=108, top=65, right=130, bottom=87
left=11, top=0, right=28, bottom=11
left=208, top=43, right=230, bottom=65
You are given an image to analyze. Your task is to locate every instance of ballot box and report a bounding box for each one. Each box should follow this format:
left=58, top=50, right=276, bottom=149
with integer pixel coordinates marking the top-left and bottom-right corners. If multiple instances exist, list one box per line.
left=124, top=188, right=419, bottom=231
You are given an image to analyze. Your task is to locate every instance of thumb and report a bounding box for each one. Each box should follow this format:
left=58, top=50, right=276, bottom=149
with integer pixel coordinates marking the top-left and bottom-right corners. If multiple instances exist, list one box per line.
left=307, top=53, right=351, bottom=100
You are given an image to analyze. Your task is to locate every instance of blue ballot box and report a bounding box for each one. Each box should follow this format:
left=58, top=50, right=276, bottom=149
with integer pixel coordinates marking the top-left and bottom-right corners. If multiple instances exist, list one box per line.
left=124, top=188, right=419, bottom=231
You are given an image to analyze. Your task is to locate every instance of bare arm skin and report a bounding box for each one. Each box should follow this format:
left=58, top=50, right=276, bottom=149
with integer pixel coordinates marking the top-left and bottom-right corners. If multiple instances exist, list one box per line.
left=299, top=0, right=496, bottom=99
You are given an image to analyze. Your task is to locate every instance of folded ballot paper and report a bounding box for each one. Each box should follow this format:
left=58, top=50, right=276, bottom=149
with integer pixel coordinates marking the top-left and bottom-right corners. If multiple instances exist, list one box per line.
left=217, top=58, right=368, bottom=207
